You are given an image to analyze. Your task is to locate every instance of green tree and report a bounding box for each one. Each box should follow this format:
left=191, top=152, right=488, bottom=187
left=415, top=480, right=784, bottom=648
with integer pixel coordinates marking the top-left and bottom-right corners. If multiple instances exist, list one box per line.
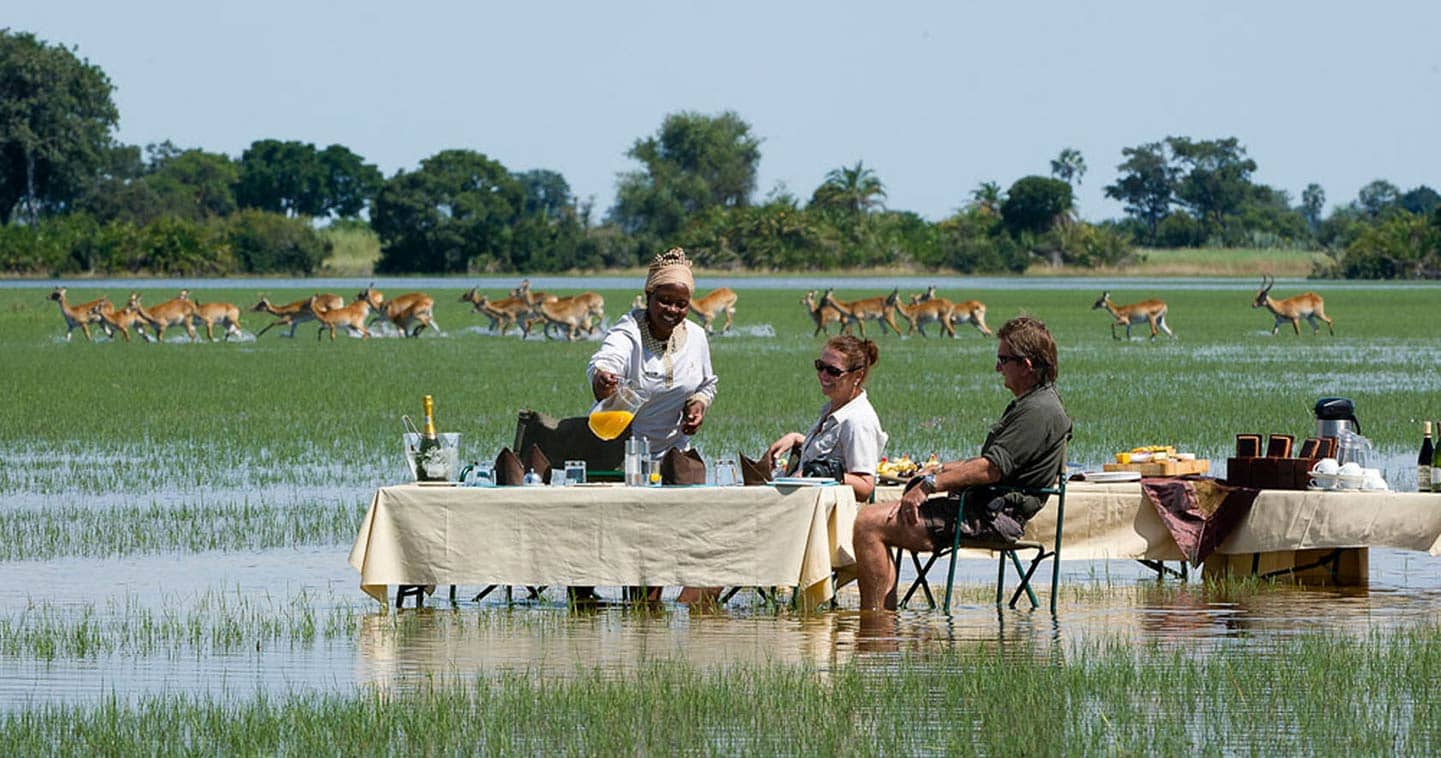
left=317, top=144, right=382, bottom=218
left=0, top=30, right=119, bottom=224
left=809, top=160, right=886, bottom=214
left=1167, top=136, right=1257, bottom=227
left=224, top=209, right=330, bottom=274
left=968, top=181, right=1003, bottom=216
left=1049, top=147, right=1087, bottom=187
left=237, top=140, right=380, bottom=218
left=146, top=146, right=239, bottom=219
left=1300, top=183, right=1326, bottom=231
left=1336, top=211, right=1441, bottom=279
left=1104, top=142, right=1176, bottom=241
left=1000, top=175, right=1073, bottom=237
left=610, top=110, right=761, bottom=241
left=1356, top=179, right=1401, bottom=218
left=514, top=169, right=574, bottom=220
left=371, top=149, right=523, bottom=273
left=1399, top=185, right=1441, bottom=217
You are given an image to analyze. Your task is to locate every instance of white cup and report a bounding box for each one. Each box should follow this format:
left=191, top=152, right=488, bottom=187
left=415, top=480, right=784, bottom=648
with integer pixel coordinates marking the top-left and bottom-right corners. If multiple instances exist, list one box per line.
left=1313, top=458, right=1340, bottom=475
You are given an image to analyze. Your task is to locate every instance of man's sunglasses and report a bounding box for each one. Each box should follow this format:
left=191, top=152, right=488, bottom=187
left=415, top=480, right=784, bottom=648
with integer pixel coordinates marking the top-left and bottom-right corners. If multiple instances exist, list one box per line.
left=814, top=360, right=855, bottom=377
left=995, top=353, right=1026, bottom=365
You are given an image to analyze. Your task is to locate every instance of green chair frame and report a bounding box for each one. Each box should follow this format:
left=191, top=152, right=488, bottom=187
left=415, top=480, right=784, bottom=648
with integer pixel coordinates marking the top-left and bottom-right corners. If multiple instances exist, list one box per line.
left=897, top=467, right=1067, bottom=614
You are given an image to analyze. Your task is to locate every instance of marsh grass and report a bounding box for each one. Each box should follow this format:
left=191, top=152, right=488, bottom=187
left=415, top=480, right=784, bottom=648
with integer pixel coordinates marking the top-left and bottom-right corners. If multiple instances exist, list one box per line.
left=317, top=224, right=380, bottom=276
left=6, top=282, right=1439, bottom=481
left=4, top=628, right=1441, bottom=753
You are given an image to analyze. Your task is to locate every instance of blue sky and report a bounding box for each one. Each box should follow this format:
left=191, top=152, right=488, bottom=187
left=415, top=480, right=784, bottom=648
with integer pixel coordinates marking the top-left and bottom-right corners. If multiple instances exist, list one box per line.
left=11, top=1, right=1440, bottom=221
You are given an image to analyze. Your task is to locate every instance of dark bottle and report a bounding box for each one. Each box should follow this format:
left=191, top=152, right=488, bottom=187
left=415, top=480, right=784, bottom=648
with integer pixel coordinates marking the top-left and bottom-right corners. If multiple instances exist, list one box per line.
left=1421, top=421, right=1435, bottom=493
left=416, top=395, right=443, bottom=482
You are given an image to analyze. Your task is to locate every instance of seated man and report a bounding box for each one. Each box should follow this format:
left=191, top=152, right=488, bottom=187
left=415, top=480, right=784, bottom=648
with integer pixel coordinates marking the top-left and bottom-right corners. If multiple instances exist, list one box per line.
left=853, top=316, right=1072, bottom=611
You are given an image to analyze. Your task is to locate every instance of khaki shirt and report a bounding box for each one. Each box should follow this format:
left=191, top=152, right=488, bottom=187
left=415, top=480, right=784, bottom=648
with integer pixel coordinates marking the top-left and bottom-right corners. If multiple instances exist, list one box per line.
left=968, top=383, right=1072, bottom=519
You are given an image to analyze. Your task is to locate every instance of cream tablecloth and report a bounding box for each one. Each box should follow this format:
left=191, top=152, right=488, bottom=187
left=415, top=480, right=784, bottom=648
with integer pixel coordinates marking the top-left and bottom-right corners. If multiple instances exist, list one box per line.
left=872, top=482, right=1441, bottom=560
left=348, top=483, right=859, bottom=606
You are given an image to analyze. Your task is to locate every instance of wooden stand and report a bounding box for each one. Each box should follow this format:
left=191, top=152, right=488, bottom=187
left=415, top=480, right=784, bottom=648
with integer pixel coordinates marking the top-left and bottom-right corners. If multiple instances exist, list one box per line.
left=1102, top=458, right=1211, bottom=477
left=1202, top=547, right=1368, bottom=586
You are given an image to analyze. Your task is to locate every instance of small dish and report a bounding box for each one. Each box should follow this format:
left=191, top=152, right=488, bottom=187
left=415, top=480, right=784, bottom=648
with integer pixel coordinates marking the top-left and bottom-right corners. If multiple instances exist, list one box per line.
left=772, top=476, right=835, bottom=486
left=1082, top=471, right=1142, bottom=483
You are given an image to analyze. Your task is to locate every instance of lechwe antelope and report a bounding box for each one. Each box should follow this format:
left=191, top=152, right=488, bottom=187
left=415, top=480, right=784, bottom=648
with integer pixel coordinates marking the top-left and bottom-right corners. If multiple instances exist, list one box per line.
left=909, top=285, right=992, bottom=337
left=252, top=294, right=343, bottom=338
left=1091, top=291, right=1174, bottom=340
left=460, top=289, right=542, bottom=337
left=186, top=296, right=244, bottom=342
left=802, top=290, right=843, bottom=336
left=819, top=287, right=901, bottom=338
left=47, top=287, right=111, bottom=341
left=88, top=298, right=154, bottom=343
left=532, top=293, right=606, bottom=341
left=688, top=287, right=737, bottom=334
left=312, top=294, right=371, bottom=341
left=358, top=284, right=437, bottom=338
left=892, top=292, right=957, bottom=338
left=128, top=291, right=197, bottom=342
left=1252, top=275, right=1333, bottom=336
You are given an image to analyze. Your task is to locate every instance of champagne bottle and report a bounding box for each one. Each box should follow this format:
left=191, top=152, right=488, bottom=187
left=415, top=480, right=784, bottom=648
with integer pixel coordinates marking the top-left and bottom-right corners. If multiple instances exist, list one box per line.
left=1433, top=420, right=1441, bottom=493
left=1420, top=421, right=1435, bottom=492
left=417, top=395, right=442, bottom=482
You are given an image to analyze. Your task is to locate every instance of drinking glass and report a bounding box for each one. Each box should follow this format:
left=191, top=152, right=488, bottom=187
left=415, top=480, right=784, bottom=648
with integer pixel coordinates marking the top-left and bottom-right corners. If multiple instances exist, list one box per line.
left=550, top=469, right=567, bottom=487
left=465, top=461, right=495, bottom=487
left=564, top=460, right=587, bottom=486
left=715, top=458, right=740, bottom=487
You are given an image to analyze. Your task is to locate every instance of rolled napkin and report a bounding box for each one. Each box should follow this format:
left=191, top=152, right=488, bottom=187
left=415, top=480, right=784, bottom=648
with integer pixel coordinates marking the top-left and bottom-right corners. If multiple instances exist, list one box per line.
left=494, top=447, right=524, bottom=486
left=739, top=452, right=771, bottom=486
left=660, top=448, right=706, bottom=485
left=523, top=444, right=553, bottom=484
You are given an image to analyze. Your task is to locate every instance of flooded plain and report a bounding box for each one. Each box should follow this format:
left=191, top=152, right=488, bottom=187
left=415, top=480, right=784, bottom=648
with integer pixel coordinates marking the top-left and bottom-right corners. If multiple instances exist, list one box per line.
left=6, top=478, right=1441, bottom=710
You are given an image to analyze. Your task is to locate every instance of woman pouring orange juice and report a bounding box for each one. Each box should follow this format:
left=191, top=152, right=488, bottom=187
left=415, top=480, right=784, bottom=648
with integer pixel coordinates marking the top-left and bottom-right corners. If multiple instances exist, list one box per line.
left=588, top=247, right=717, bottom=458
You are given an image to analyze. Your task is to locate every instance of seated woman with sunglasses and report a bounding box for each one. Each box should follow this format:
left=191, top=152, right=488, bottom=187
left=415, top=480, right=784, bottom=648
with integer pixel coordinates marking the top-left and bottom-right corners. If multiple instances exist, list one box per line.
left=765, top=336, right=888, bottom=502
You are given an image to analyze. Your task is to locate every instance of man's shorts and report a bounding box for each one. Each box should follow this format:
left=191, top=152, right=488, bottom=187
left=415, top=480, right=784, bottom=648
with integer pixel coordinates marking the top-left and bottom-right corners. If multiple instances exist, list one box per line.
left=918, top=493, right=1026, bottom=551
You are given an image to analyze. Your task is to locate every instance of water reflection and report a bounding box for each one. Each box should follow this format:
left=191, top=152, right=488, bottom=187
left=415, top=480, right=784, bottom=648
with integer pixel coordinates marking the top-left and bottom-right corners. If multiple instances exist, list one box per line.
left=4, top=544, right=1441, bottom=709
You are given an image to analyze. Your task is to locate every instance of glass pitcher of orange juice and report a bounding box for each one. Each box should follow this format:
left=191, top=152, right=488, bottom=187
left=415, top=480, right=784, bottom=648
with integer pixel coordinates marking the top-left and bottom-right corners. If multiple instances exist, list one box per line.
left=588, top=380, right=648, bottom=440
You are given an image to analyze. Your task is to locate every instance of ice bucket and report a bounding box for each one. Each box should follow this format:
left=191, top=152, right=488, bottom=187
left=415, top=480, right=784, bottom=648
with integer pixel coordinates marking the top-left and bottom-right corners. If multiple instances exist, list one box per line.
left=403, top=432, right=461, bottom=482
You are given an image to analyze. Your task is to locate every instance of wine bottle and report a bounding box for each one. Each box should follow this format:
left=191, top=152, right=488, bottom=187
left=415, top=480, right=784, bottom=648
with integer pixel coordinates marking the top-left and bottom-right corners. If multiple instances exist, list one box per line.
left=1433, top=420, right=1441, bottom=493
left=417, top=395, right=442, bottom=482
left=1420, top=421, right=1435, bottom=492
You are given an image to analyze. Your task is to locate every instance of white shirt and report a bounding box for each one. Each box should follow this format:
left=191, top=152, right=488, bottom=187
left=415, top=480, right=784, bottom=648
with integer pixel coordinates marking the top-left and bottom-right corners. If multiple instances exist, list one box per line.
left=800, top=390, right=888, bottom=477
left=587, top=310, right=718, bottom=456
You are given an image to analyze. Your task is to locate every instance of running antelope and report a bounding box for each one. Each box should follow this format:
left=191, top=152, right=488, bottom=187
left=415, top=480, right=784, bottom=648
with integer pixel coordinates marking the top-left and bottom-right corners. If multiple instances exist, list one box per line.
left=1091, top=291, right=1174, bottom=340
left=462, top=290, right=541, bottom=337
left=820, top=288, right=901, bottom=338
left=358, top=284, right=437, bottom=337
left=1252, top=275, right=1333, bottom=336
left=688, top=287, right=737, bottom=334
left=312, top=294, right=371, bottom=341
left=893, top=294, right=958, bottom=338
left=188, top=297, right=244, bottom=342
left=802, top=290, right=842, bottom=336
left=252, top=294, right=343, bottom=338
left=909, top=285, right=991, bottom=336
left=533, top=293, right=604, bottom=341
left=48, top=287, right=110, bottom=341
left=88, top=298, right=154, bottom=343
left=128, top=291, right=197, bottom=342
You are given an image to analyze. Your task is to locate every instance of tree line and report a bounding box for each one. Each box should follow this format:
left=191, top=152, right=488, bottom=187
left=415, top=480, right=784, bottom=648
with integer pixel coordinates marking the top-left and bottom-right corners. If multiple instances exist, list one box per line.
left=2, top=29, right=1437, bottom=279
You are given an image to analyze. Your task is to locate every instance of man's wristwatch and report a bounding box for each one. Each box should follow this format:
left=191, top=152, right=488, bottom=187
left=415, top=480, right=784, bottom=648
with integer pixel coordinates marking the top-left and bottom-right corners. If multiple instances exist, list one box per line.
left=920, top=473, right=938, bottom=495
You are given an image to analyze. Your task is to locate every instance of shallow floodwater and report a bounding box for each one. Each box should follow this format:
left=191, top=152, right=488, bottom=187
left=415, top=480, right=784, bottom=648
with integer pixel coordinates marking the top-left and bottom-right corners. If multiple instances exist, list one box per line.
left=4, top=536, right=1441, bottom=709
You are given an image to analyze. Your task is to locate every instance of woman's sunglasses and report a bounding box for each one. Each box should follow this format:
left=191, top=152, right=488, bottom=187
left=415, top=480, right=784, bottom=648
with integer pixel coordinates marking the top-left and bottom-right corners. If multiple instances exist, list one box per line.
left=814, top=359, right=855, bottom=377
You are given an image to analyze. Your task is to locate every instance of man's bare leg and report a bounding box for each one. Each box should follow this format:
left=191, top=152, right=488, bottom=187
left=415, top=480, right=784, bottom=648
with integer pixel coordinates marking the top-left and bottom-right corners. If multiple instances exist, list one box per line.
left=855, top=499, right=936, bottom=611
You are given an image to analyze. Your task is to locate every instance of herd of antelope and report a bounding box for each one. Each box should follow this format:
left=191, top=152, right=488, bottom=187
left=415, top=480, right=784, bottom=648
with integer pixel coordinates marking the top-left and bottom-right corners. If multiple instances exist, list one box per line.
left=47, top=276, right=1333, bottom=344
left=802, top=285, right=993, bottom=339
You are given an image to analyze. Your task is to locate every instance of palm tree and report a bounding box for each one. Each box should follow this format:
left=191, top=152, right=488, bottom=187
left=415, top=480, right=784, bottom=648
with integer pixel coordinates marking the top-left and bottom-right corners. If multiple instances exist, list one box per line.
left=969, top=181, right=1003, bottom=216
left=1050, top=148, right=1087, bottom=187
left=809, top=161, right=887, bottom=214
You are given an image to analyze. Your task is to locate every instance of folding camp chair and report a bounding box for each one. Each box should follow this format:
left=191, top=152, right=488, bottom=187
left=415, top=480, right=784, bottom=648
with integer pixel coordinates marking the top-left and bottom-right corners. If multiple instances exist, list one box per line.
left=897, top=463, right=1067, bottom=614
